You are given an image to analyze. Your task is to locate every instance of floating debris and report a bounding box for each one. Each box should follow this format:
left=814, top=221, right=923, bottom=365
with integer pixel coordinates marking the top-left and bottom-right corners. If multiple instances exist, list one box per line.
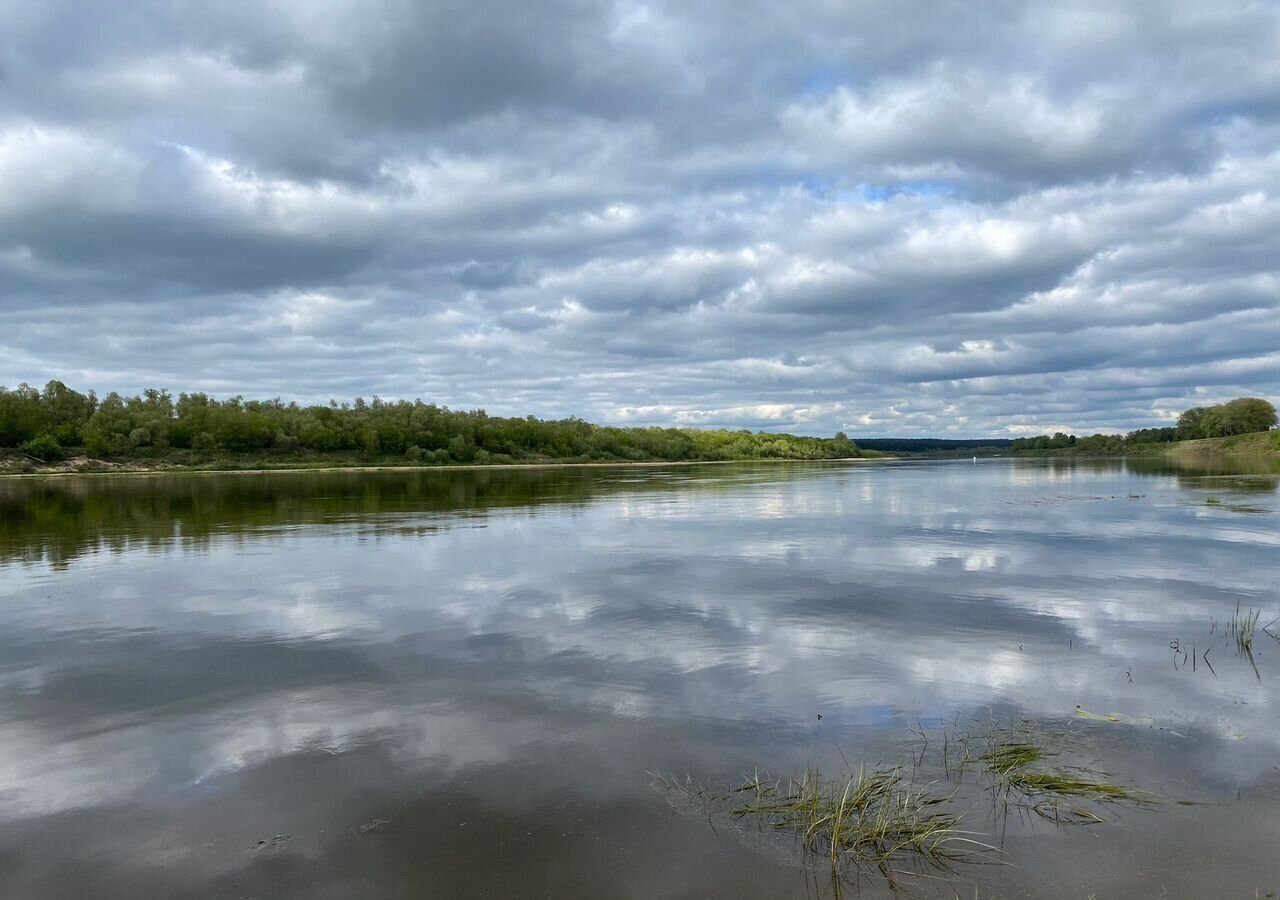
left=352, top=818, right=391, bottom=837
left=251, top=833, right=292, bottom=852
left=1073, top=707, right=1145, bottom=726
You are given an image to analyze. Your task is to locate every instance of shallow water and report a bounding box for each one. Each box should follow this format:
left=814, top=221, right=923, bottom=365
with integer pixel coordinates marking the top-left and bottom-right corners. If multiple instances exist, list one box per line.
left=0, top=459, right=1277, bottom=898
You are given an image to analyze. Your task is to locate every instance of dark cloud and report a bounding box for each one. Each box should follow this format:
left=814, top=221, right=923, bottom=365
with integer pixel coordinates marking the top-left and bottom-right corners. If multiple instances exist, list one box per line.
left=1, top=0, right=1278, bottom=435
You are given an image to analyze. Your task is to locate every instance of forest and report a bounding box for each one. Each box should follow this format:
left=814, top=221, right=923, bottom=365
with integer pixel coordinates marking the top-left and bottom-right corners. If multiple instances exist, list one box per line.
left=5, top=381, right=1273, bottom=467
left=0, top=381, right=861, bottom=464
left=1010, top=397, right=1277, bottom=453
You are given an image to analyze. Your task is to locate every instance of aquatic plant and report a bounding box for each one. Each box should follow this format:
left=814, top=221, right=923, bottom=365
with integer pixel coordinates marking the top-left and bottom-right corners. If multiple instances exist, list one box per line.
left=980, top=740, right=1049, bottom=774
left=1228, top=602, right=1260, bottom=655
left=655, top=765, right=996, bottom=884
left=1227, top=602, right=1263, bottom=679
left=1169, top=638, right=1216, bottom=676
left=657, top=719, right=1156, bottom=889
left=978, top=726, right=1157, bottom=824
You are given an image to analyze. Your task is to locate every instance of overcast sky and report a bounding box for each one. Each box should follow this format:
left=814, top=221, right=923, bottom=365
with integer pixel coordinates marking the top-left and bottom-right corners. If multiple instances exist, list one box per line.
left=2, top=1, right=1278, bottom=436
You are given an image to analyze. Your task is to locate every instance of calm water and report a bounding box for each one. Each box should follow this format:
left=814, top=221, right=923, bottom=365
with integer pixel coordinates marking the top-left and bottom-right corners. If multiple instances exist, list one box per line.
left=0, top=460, right=1277, bottom=898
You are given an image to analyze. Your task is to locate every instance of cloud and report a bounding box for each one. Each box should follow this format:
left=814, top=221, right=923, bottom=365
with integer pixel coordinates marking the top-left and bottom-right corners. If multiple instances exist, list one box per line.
left=1, top=0, right=1278, bottom=435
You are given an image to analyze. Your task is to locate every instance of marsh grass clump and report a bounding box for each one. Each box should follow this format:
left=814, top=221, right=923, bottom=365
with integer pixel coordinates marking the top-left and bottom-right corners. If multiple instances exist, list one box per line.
left=980, top=741, right=1049, bottom=775
left=1227, top=602, right=1264, bottom=679
left=978, top=727, right=1156, bottom=824
left=1228, top=602, right=1260, bottom=655
left=657, top=720, right=1158, bottom=887
left=655, top=765, right=995, bottom=883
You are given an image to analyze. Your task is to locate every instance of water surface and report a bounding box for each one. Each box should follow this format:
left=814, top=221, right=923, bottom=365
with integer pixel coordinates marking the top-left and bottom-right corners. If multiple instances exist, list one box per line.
left=1, top=460, right=1277, bottom=898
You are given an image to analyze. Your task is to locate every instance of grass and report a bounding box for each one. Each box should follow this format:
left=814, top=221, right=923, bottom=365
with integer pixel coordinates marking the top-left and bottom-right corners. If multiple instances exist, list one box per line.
left=657, top=720, right=1157, bottom=887
left=1176, top=602, right=1274, bottom=679
left=1166, top=432, right=1280, bottom=471
left=1229, top=602, right=1260, bottom=656
left=978, top=726, right=1157, bottom=824
left=655, top=765, right=996, bottom=885
left=980, top=741, right=1049, bottom=774
left=1226, top=602, right=1266, bottom=679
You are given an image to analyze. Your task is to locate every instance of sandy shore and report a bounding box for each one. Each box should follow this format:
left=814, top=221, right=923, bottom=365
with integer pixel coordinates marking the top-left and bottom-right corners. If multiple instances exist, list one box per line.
left=0, top=454, right=887, bottom=479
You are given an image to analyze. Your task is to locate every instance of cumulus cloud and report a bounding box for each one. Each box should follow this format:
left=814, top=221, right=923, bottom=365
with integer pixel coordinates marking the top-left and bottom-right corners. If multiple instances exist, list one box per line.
left=1, top=0, right=1278, bottom=435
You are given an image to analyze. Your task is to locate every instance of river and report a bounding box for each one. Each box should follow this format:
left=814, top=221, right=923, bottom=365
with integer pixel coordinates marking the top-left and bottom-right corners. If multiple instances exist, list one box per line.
left=0, top=459, right=1276, bottom=898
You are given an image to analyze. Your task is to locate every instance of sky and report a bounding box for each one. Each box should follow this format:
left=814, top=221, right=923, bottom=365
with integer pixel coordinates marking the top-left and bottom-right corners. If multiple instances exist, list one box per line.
left=1, top=0, right=1278, bottom=438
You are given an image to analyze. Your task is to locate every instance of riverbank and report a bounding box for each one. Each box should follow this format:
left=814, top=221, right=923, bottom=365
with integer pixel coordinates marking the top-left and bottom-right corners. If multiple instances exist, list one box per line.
left=1008, top=443, right=1167, bottom=459
left=6, top=433, right=1276, bottom=478
left=1165, top=431, right=1280, bottom=466
left=0, top=449, right=885, bottom=478
left=1005, top=432, right=1280, bottom=465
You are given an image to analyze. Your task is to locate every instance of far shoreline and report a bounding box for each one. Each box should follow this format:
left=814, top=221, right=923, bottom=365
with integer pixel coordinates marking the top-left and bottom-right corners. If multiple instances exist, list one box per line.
left=3, top=430, right=1275, bottom=480
left=0, top=454, right=894, bottom=480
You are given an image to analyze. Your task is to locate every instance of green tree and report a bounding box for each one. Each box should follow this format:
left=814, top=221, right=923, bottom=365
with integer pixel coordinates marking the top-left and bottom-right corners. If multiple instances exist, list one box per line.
left=1179, top=398, right=1277, bottom=438
left=0, top=384, right=43, bottom=446
left=1176, top=407, right=1210, bottom=440
left=40, top=381, right=95, bottom=445
left=1215, top=398, right=1276, bottom=436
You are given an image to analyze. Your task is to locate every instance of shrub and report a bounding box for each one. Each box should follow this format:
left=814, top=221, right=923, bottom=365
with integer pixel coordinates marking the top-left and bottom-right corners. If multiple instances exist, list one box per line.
left=84, top=429, right=113, bottom=457
left=22, top=432, right=65, bottom=461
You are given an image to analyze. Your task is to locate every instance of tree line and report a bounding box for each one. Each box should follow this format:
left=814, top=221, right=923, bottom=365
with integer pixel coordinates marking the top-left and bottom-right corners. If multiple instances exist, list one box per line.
left=0, top=381, right=862, bottom=464
left=1174, top=398, right=1278, bottom=440
left=1011, top=397, right=1276, bottom=452
left=1011, top=427, right=1178, bottom=453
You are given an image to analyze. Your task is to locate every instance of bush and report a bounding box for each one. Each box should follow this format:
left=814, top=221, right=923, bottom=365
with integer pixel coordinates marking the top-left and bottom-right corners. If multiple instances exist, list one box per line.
left=22, top=432, right=65, bottom=461
left=405, top=445, right=426, bottom=462
left=213, top=412, right=274, bottom=451
left=84, top=429, right=113, bottom=457
left=448, top=434, right=471, bottom=461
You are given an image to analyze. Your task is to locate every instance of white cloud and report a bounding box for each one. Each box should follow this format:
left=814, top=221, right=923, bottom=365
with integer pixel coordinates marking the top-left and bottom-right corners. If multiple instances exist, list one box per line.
left=0, top=0, right=1277, bottom=434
